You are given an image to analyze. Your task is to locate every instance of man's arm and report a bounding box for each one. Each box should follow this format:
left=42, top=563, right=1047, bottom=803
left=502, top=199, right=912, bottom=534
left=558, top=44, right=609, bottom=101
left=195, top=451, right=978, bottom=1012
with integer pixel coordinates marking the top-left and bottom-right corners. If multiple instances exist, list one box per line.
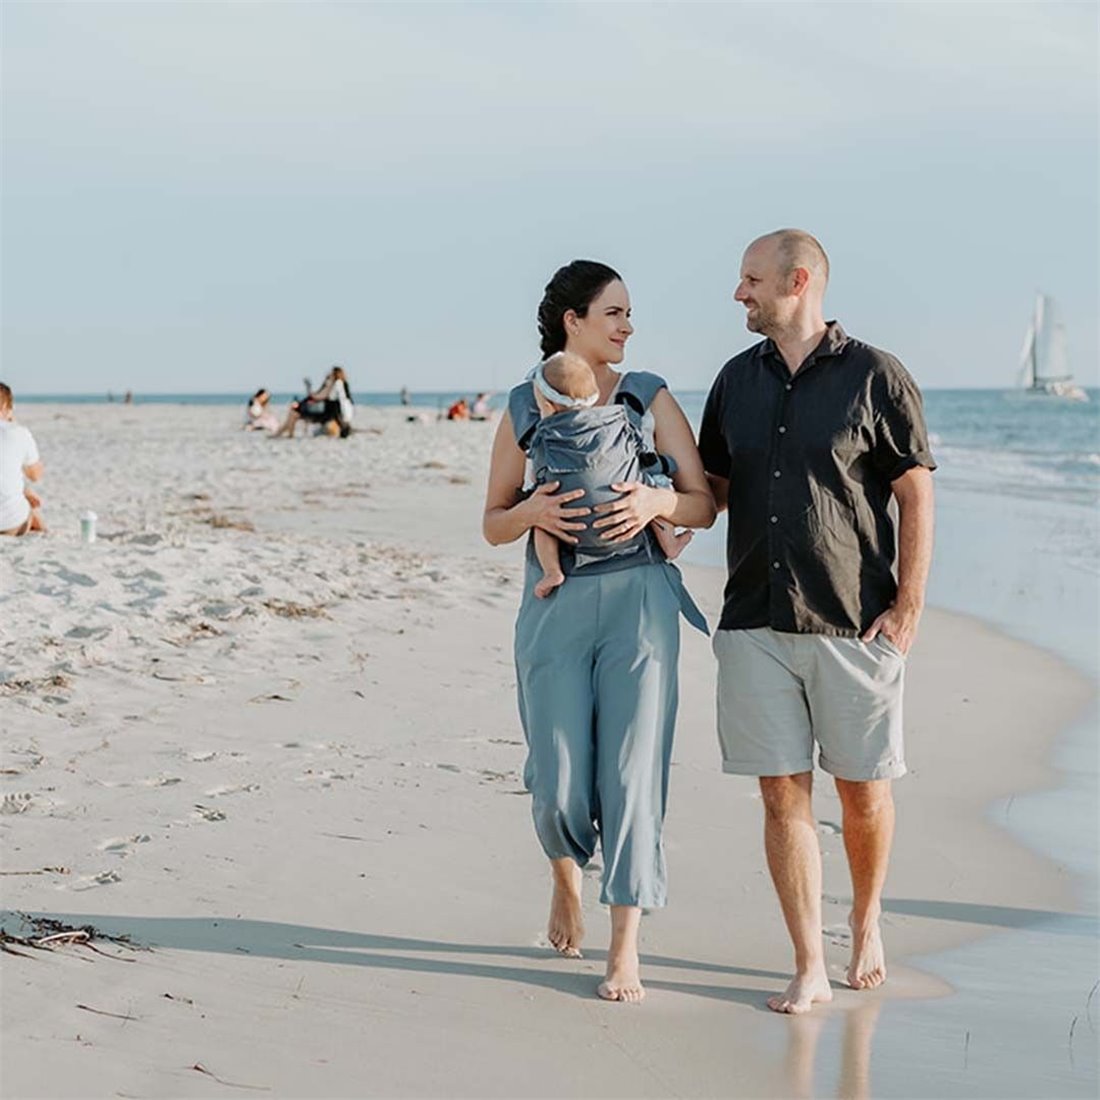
left=861, top=466, right=934, bottom=652
left=24, top=460, right=43, bottom=482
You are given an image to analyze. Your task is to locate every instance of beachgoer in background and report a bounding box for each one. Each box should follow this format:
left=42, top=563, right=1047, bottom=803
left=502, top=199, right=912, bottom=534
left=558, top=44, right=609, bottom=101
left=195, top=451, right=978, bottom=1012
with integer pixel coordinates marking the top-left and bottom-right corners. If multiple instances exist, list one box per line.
left=400, top=386, right=411, bottom=406
left=245, top=388, right=280, bottom=432
left=527, top=351, right=693, bottom=598
left=274, top=366, right=355, bottom=439
left=123, top=390, right=133, bottom=405
left=326, top=366, right=355, bottom=437
left=0, top=383, right=46, bottom=536
left=699, top=229, right=935, bottom=1014
left=471, top=392, right=493, bottom=420
left=484, top=259, right=715, bottom=1003
left=446, top=397, right=470, bottom=421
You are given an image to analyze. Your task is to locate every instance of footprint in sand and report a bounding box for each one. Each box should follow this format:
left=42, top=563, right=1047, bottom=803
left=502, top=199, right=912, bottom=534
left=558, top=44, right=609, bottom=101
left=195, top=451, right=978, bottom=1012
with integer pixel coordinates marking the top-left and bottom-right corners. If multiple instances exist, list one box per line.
left=193, top=805, right=227, bottom=822
left=824, top=923, right=852, bottom=947
left=141, top=775, right=182, bottom=787
left=816, top=820, right=842, bottom=836
left=98, top=835, right=151, bottom=856
left=65, top=625, right=112, bottom=641
left=72, top=869, right=122, bottom=891
left=189, top=751, right=217, bottom=763
left=1, top=792, right=34, bottom=815
left=42, top=564, right=98, bottom=588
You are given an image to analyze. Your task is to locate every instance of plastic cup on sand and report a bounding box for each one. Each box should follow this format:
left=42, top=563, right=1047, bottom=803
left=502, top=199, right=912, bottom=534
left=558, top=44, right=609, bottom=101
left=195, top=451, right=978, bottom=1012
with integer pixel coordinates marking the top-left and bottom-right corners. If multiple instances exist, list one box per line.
left=80, top=510, right=97, bottom=544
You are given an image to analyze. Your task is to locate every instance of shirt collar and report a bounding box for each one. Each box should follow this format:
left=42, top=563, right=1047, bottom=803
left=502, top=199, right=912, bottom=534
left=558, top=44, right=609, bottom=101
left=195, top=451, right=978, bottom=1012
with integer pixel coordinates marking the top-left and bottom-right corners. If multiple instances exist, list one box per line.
left=759, top=321, right=849, bottom=374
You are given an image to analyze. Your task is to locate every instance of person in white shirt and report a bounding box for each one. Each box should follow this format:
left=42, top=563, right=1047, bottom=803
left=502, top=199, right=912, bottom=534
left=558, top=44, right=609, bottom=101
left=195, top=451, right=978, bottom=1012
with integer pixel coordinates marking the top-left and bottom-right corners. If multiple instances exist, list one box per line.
left=0, top=383, right=45, bottom=536
left=273, top=366, right=355, bottom=439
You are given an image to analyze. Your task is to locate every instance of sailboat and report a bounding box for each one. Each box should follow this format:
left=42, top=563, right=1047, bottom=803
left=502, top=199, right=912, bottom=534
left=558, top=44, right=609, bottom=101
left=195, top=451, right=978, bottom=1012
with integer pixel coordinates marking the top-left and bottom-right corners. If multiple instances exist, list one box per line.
left=1018, top=293, right=1088, bottom=401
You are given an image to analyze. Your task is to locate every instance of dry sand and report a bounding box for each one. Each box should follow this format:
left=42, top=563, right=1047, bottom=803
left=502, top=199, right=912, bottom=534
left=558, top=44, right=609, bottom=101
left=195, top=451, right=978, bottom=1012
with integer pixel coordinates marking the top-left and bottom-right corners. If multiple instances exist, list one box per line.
left=1, top=403, right=1095, bottom=1098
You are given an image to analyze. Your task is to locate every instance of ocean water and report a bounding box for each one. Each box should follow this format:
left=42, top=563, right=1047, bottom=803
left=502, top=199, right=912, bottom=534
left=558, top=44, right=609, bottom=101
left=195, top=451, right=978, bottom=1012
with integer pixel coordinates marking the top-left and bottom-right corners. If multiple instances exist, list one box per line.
left=18, top=390, right=499, bottom=412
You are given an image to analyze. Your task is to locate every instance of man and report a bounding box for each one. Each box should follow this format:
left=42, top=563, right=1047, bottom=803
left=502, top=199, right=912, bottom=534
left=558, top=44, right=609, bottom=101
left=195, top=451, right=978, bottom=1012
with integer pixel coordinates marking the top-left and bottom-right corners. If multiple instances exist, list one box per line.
left=0, top=383, right=45, bottom=536
left=699, top=230, right=935, bottom=1014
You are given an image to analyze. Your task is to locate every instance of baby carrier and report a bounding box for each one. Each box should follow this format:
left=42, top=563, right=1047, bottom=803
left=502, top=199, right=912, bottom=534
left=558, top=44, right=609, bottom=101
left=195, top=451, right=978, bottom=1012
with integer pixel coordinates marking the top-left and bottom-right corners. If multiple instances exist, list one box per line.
left=510, top=371, right=673, bottom=575
left=508, top=372, right=708, bottom=634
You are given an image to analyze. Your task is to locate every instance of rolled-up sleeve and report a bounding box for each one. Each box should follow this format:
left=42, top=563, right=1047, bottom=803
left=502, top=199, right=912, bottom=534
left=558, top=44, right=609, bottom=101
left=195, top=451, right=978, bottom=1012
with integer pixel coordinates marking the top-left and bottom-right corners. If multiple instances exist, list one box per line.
left=871, top=362, right=936, bottom=482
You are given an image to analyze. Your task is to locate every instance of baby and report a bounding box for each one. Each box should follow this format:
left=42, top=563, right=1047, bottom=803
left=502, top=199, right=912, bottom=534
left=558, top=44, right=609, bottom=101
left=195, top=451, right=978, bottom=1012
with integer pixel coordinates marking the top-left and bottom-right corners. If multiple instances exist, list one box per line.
left=531, top=351, right=692, bottom=598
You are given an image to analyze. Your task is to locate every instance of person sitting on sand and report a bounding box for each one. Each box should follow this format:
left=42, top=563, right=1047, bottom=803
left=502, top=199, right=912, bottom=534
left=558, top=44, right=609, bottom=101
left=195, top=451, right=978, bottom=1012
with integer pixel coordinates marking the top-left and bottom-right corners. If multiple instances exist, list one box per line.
left=527, top=351, right=693, bottom=598
left=446, top=397, right=470, bottom=421
left=0, top=382, right=46, bottom=536
left=244, top=388, right=280, bottom=432
left=274, top=367, right=355, bottom=438
left=471, top=392, right=493, bottom=420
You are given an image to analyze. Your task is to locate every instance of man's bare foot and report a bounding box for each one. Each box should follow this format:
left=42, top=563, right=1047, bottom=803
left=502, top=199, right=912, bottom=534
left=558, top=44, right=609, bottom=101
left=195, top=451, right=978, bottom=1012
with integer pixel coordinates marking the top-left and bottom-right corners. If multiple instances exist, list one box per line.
left=597, top=946, right=645, bottom=1004
left=534, top=570, right=565, bottom=599
left=651, top=519, right=693, bottom=562
left=767, top=966, right=833, bottom=1014
left=547, top=861, right=583, bottom=958
left=847, top=912, right=886, bottom=990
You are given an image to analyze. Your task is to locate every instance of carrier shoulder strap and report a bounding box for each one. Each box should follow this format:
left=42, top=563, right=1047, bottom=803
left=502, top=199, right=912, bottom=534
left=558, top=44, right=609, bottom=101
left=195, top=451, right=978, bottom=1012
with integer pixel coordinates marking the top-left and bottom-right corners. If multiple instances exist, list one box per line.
left=507, top=380, right=540, bottom=453
left=613, top=371, right=667, bottom=418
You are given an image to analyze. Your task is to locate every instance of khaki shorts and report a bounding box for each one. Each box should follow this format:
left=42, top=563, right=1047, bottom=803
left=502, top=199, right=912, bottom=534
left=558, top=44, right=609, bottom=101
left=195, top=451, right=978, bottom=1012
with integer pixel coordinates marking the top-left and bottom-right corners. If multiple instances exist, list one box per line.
left=713, top=627, right=906, bottom=782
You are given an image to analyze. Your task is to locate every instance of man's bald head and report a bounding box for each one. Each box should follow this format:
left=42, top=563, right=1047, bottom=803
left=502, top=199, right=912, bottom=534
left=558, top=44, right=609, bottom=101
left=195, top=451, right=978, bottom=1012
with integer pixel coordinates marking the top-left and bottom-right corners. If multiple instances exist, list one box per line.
left=750, top=229, right=830, bottom=286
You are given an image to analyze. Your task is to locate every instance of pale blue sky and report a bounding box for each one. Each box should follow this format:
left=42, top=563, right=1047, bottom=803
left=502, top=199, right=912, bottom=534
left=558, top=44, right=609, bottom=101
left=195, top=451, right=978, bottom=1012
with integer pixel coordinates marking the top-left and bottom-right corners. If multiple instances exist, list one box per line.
left=2, top=1, right=1096, bottom=395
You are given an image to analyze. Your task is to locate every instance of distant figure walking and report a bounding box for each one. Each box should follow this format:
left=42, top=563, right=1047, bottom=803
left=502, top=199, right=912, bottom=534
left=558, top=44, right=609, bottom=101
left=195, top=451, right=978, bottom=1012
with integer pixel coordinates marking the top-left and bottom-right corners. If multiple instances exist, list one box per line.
left=0, top=383, right=46, bottom=536
left=699, top=229, right=936, bottom=1014
left=400, top=386, right=411, bottom=406
left=245, top=389, right=280, bottom=432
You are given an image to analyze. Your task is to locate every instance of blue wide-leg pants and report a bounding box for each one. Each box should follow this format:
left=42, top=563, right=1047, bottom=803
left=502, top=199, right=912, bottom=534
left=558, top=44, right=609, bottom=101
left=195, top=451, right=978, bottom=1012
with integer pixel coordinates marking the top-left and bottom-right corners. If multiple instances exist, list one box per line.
left=514, top=562, right=681, bottom=908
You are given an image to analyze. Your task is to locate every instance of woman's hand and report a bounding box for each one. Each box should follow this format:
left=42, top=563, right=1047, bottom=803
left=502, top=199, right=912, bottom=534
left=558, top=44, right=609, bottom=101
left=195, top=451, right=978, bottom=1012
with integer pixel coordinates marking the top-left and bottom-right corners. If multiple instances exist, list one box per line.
left=525, top=482, right=591, bottom=545
left=591, top=482, right=675, bottom=544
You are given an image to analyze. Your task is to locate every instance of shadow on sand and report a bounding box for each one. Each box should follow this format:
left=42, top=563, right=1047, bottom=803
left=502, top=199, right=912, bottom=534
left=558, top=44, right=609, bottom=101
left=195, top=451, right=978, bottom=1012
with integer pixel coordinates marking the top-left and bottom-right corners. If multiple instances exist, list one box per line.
left=883, top=898, right=1098, bottom=936
left=1, top=910, right=788, bottom=1008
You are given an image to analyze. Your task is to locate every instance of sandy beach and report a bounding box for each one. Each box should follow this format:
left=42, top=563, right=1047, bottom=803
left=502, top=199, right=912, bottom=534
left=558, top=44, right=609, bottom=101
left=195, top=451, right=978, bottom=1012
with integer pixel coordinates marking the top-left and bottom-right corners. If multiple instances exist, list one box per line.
left=1, top=403, right=1096, bottom=1099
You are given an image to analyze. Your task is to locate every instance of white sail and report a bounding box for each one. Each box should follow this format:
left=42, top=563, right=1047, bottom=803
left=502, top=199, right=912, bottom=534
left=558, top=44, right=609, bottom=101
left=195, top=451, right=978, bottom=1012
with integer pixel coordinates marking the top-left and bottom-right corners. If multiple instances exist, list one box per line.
left=1042, top=321, right=1070, bottom=383
left=1018, top=292, right=1087, bottom=401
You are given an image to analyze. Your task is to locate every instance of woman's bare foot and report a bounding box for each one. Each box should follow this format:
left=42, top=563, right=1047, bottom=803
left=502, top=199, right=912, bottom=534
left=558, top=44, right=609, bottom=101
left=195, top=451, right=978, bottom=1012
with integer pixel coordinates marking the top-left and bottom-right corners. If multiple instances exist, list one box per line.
left=597, top=949, right=645, bottom=1003
left=534, top=570, right=565, bottom=599
left=651, top=519, right=693, bottom=562
left=767, top=966, right=833, bottom=1014
left=597, top=905, right=645, bottom=1003
left=547, top=860, right=583, bottom=957
left=847, top=912, right=886, bottom=990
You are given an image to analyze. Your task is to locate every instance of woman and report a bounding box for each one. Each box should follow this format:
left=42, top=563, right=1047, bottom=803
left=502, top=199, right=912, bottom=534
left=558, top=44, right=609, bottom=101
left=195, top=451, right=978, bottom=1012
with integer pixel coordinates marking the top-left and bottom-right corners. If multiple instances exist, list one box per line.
left=483, top=261, right=715, bottom=1003
left=274, top=367, right=354, bottom=438
left=245, top=388, right=280, bottom=432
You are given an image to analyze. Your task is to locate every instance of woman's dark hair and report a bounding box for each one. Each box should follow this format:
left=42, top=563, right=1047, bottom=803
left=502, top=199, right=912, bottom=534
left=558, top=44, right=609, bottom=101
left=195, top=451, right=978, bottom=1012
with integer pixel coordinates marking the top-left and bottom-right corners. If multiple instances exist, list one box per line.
left=250, top=388, right=267, bottom=403
left=537, top=260, right=622, bottom=357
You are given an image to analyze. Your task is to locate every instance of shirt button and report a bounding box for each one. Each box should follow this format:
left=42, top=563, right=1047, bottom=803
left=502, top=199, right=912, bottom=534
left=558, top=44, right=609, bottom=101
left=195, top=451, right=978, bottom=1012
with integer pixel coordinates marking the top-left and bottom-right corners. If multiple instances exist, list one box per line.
left=772, top=560, right=781, bottom=569
left=785, top=383, right=793, bottom=391
left=778, top=425, right=787, bottom=434
left=773, top=470, right=781, bottom=478
left=770, top=515, right=778, bottom=523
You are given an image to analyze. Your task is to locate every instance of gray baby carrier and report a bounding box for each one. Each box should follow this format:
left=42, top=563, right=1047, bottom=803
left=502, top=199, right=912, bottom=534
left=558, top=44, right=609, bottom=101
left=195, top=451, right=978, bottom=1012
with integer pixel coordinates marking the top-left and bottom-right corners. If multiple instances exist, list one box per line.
left=510, top=371, right=674, bottom=574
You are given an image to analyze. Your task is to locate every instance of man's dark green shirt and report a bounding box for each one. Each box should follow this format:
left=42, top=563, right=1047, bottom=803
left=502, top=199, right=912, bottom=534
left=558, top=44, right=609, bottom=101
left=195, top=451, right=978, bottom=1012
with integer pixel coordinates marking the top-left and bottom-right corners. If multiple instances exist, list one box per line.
left=698, top=322, right=936, bottom=636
